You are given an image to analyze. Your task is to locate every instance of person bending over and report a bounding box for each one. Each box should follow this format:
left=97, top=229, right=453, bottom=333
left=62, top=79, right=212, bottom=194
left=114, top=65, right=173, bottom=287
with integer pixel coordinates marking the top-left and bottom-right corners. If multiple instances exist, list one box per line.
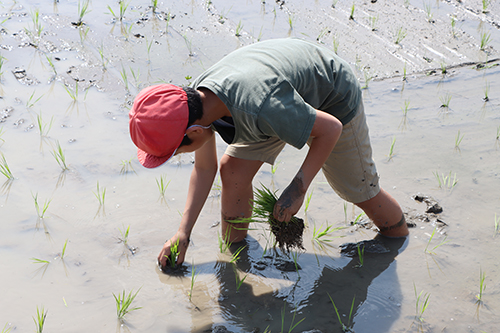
left=128, top=38, right=409, bottom=269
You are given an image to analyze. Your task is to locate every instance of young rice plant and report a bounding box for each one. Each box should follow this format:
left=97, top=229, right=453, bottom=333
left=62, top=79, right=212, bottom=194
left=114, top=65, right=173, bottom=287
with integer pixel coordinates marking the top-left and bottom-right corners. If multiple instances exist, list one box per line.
left=113, top=288, right=142, bottom=320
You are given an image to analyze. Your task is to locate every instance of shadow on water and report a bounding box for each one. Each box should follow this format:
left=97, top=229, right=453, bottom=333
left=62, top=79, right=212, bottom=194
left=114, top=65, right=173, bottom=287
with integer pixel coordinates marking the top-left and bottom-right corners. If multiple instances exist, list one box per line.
left=158, top=235, right=407, bottom=332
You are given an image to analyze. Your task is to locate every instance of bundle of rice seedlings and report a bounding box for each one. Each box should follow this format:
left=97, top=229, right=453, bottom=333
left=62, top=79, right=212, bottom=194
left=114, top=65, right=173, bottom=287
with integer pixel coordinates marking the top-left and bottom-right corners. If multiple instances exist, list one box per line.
left=252, top=185, right=305, bottom=252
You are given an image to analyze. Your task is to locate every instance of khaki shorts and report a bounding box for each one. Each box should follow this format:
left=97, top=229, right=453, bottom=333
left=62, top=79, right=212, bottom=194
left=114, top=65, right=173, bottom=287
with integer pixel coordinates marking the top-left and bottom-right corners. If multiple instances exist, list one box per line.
left=224, top=101, right=380, bottom=204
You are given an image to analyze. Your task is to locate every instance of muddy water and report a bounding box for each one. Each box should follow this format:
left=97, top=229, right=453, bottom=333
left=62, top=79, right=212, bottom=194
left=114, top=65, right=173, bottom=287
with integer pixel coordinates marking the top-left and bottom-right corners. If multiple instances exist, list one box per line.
left=0, top=0, right=499, bottom=332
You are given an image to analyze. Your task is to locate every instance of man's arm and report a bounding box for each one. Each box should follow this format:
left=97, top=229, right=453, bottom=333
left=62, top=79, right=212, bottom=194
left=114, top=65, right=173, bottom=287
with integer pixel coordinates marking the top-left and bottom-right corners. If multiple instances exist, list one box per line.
left=273, top=110, right=343, bottom=222
left=157, top=133, right=218, bottom=267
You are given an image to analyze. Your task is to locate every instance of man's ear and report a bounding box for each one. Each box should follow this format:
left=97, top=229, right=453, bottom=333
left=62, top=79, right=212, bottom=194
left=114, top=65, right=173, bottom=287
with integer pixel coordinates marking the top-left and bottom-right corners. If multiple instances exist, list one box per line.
left=185, top=126, right=204, bottom=136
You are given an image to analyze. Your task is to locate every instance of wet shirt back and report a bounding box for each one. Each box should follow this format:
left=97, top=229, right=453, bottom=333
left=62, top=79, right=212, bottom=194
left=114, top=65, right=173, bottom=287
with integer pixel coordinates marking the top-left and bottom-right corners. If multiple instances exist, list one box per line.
left=192, top=38, right=361, bottom=149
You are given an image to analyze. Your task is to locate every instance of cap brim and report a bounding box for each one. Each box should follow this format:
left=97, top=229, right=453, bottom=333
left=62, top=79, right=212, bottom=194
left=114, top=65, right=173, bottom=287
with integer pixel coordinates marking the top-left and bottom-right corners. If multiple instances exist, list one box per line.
left=137, top=148, right=175, bottom=168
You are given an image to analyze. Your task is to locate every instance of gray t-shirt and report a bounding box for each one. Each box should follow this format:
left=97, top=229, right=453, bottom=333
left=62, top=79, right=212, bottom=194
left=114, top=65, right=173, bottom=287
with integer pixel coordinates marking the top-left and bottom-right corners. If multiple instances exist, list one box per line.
left=192, top=38, right=361, bottom=149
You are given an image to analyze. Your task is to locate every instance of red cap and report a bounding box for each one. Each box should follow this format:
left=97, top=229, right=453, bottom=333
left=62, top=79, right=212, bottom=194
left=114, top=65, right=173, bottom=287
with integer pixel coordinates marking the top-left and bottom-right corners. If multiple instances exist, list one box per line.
left=129, top=84, right=189, bottom=168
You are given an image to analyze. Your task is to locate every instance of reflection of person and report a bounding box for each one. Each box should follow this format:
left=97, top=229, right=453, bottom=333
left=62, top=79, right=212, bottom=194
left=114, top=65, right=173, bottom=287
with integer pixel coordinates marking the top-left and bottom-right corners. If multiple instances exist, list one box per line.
left=194, top=235, right=407, bottom=332
left=128, top=38, right=409, bottom=269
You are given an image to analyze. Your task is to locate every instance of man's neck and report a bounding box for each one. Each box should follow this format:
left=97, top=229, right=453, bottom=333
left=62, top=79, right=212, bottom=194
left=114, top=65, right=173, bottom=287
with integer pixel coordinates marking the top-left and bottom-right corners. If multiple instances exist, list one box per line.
left=197, top=88, right=231, bottom=124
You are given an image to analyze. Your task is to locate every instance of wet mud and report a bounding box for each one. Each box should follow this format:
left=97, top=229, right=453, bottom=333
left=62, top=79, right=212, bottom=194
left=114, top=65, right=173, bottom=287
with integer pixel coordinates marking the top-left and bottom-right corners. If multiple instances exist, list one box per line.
left=0, top=0, right=499, bottom=333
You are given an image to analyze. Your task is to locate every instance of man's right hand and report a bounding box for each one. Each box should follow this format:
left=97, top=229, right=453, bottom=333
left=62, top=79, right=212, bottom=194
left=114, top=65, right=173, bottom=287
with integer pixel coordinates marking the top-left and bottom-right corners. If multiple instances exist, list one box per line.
left=157, top=231, right=190, bottom=269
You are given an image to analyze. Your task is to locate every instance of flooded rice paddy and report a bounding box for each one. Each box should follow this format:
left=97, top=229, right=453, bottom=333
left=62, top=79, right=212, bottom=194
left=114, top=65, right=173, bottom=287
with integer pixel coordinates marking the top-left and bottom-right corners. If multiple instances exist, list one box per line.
left=0, top=0, right=499, bottom=332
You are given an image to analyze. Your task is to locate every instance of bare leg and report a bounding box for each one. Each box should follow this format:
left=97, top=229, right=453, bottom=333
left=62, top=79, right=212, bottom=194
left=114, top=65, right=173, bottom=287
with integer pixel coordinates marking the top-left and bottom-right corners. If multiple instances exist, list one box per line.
left=220, top=154, right=264, bottom=243
left=355, top=188, right=409, bottom=237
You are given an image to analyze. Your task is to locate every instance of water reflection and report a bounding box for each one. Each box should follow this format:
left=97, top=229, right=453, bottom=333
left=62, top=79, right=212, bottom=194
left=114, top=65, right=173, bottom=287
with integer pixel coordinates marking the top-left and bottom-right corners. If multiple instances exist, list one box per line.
left=158, top=235, right=407, bottom=332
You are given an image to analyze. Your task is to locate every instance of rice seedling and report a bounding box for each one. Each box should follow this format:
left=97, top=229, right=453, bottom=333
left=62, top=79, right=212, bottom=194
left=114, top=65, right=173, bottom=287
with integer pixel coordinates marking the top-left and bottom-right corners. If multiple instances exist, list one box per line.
left=33, top=107, right=50, bottom=132
left=423, top=1, right=434, bottom=23
left=52, top=141, right=69, bottom=171
left=61, top=239, right=68, bottom=259
left=165, top=239, right=179, bottom=268
left=217, top=229, right=232, bottom=253
left=156, top=174, right=170, bottom=197
left=0, top=153, right=14, bottom=180
left=107, top=0, right=129, bottom=21
left=304, top=189, right=313, bottom=213
left=75, top=0, right=91, bottom=26
left=483, top=81, right=489, bottom=102
left=211, top=176, right=222, bottom=193
left=145, top=37, right=154, bottom=64
left=251, top=184, right=305, bottom=251
left=332, top=0, right=339, bottom=8
left=402, top=62, right=407, bottom=81
left=257, top=25, right=264, bottom=41
left=32, top=192, right=51, bottom=219
left=1, top=323, right=11, bottom=333
left=494, top=213, right=499, bottom=236
left=424, top=227, right=448, bottom=254
left=45, top=55, right=57, bottom=76
left=119, top=225, right=130, bottom=245
left=281, top=304, right=306, bottom=333
left=316, top=27, right=329, bottom=42
left=476, top=267, right=486, bottom=303
left=439, top=93, right=452, bottom=108
left=93, top=181, right=106, bottom=206
left=113, top=288, right=142, bottom=320
left=349, top=2, right=355, bottom=20
left=414, top=283, right=430, bottom=322
left=497, top=126, right=500, bottom=141
left=387, top=136, right=396, bottom=161
left=332, top=34, right=339, bottom=54
left=26, top=90, right=44, bottom=108
left=401, top=99, right=410, bottom=117
left=328, top=293, right=355, bottom=332
left=151, top=0, right=158, bottom=13
left=361, top=69, right=372, bottom=89
left=271, top=160, right=280, bottom=175
left=433, top=171, right=458, bottom=190
left=63, top=82, right=79, bottom=101
left=343, top=202, right=348, bottom=224
left=356, top=244, right=365, bottom=267
left=450, top=15, right=457, bottom=38
left=0, top=127, right=4, bottom=143
left=312, top=223, right=345, bottom=246
left=482, top=0, right=491, bottom=13
left=232, top=264, right=248, bottom=292
left=454, top=130, right=464, bottom=150
left=350, top=212, right=366, bottom=225
left=120, top=158, right=135, bottom=175
left=188, top=264, right=199, bottom=301
left=229, top=245, right=247, bottom=264
left=33, top=306, right=47, bottom=333
left=0, top=54, right=5, bottom=80
left=290, top=250, right=301, bottom=277
left=394, top=27, right=407, bottom=44
left=235, top=20, right=243, bottom=36
left=30, top=8, right=44, bottom=38
left=120, top=66, right=129, bottom=91
left=288, top=14, right=294, bottom=30
left=31, top=257, right=51, bottom=265
left=480, top=31, right=491, bottom=51
left=369, top=15, right=378, bottom=31
left=440, top=61, right=447, bottom=74
left=183, top=34, right=194, bottom=56
left=129, top=66, right=141, bottom=88
left=78, top=26, right=90, bottom=45
left=97, top=43, right=108, bottom=70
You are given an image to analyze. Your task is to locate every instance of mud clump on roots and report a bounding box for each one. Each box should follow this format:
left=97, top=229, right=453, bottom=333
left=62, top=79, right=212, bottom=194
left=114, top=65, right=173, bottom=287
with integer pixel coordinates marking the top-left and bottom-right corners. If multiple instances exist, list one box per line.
left=269, top=215, right=305, bottom=252
left=252, top=185, right=305, bottom=252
